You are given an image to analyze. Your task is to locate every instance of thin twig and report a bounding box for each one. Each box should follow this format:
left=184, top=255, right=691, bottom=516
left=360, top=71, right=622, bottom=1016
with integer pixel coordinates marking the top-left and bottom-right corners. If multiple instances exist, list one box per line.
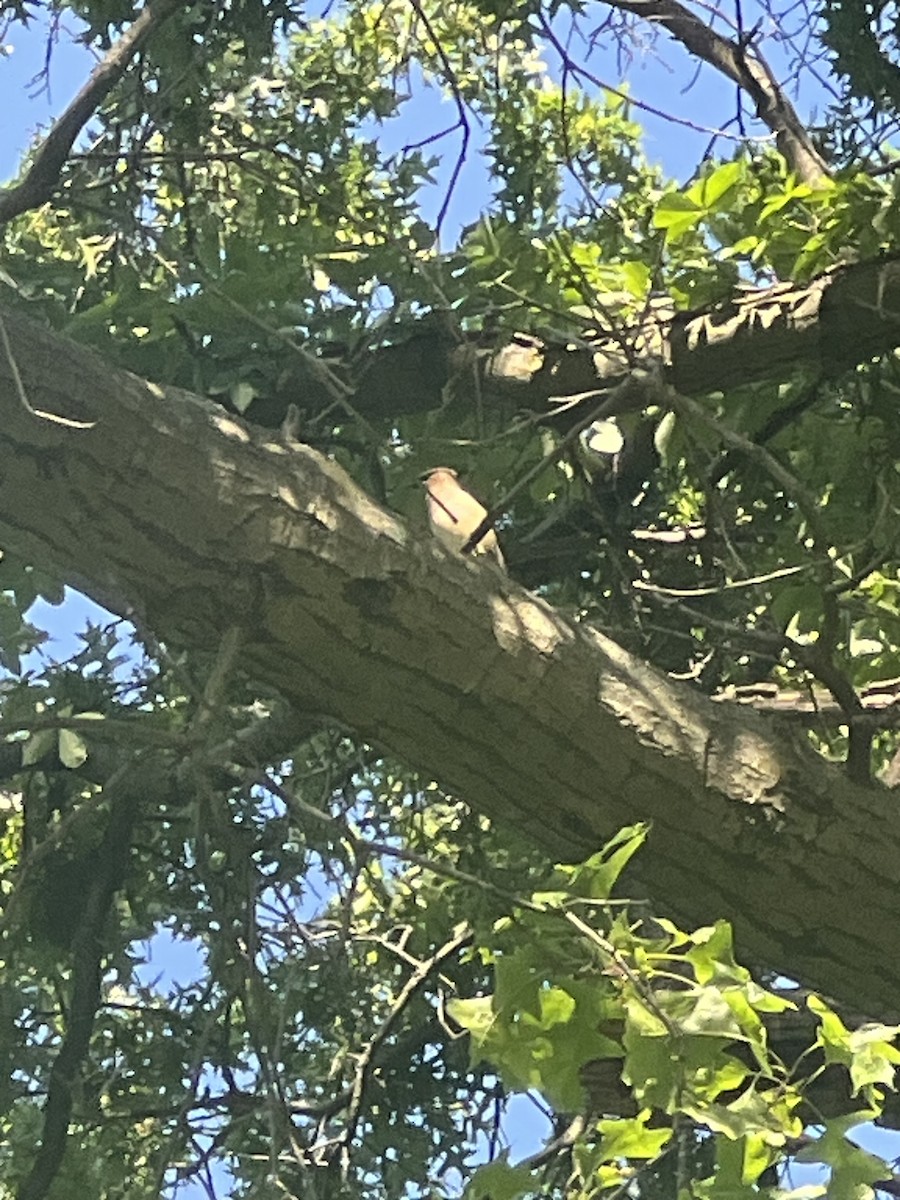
left=409, top=0, right=470, bottom=239
left=584, top=0, right=830, bottom=181
left=0, top=311, right=96, bottom=429
left=340, top=924, right=473, bottom=1171
left=462, top=370, right=654, bottom=555
left=538, top=13, right=761, bottom=142
left=633, top=563, right=808, bottom=595
left=668, top=388, right=870, bottom=778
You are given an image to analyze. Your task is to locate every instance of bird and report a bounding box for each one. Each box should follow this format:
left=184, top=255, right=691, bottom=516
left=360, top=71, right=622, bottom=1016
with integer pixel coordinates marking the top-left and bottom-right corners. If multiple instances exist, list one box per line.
left=421, top=467, right=505, bottom=569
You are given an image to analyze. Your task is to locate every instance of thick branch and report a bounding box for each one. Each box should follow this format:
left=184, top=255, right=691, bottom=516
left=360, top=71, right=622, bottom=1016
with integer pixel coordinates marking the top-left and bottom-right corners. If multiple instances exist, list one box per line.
left=0, top=306, right=897, bottom=1023
left=0, top=0, right=182, bottom=226
left=605, top=0, right=829, bottom=183
left=355, top=257, right=900, bottom=421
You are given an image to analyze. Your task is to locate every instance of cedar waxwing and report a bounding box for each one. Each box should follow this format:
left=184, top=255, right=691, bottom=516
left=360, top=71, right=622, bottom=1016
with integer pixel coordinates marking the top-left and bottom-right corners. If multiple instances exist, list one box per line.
left=421, top=467, right=505, bottom=569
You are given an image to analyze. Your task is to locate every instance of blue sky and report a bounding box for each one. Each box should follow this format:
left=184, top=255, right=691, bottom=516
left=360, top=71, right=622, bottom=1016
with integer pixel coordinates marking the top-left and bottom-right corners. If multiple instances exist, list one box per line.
left=0, top=11, right=91, bottom=179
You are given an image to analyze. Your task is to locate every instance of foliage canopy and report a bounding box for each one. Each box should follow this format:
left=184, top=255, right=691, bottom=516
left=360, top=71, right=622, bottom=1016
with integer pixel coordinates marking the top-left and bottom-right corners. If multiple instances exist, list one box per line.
left=2, top=0, right=900, bottom=1197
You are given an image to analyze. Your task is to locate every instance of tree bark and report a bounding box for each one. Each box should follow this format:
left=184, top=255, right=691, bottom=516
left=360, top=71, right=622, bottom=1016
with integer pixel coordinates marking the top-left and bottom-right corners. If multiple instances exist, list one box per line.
left=0, top=304, right=895, bottom=1021
left=350, top=256, right=900, bottom=423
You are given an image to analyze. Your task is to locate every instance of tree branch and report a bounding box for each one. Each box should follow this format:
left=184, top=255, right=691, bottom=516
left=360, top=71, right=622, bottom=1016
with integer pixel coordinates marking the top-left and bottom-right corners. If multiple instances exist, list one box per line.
left=353, top=257, right=900, bottom=423
left=0, top=303, right=899, bottom=1021
left=17, top=784, right=140, bottom=1200
left=340, top=925, right=473, bottom=1164
left=601, top=0, right=830, bottom=182
left=0, top=0, right=183, bottom=226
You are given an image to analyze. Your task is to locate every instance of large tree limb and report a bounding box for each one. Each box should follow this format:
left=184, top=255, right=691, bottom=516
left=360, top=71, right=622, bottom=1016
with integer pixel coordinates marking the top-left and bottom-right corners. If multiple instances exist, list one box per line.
left=0, top=304, right=896, bottom=1021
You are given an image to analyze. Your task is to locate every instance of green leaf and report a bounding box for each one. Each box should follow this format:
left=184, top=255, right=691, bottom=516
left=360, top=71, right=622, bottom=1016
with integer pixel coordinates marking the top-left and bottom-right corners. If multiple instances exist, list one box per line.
left=494, top=949, right=543, bottom=1020
left=686, top=923, right=747, bottom=986
left=557, top=823, right=649, bottom=900
left=535, top=985, right=575, bottom=1028
left=715, top=1132, right=780, bottom=1192
left=21, top=727, right=57, bottom=767
left=690, top=1085, right=800, bottom=1143
left=228, top=381, right=258, bottom=414
left=652, top=192, right=703, bottom=238
left=596, top=1112, right=671, bottom=1160
left=620, top=260, right=651, bottom=297
left=58, top=728, right=88, bottom=769
left=741, top=1131, right=778, bottom=1184
left=794, top=1115, right=889, bottom=1200
left=465, top=1156, right=534, bottom=1200
left=447, top=996, right=495, bottom=1053
left=847, top=1024, right=900, bottom=1094
left=678, top=986, right=742, bottom=1037
left=686, top=160, right=744, bottom=209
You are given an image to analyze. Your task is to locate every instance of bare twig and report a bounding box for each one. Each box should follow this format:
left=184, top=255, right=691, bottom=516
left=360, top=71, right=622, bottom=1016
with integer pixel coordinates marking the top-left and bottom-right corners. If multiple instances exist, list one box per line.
left=204, top=283, right=380, bottom=441
left=409, top=0, right=470, bottom=238
left=462, top=369, right=654, bottom=556
left=539, top=13, right=761, bottom=142
left=668, top=388, right=871, bottom=779
left=340, top=924, right=473, bottom=1170
left=191, top=625, right=243, bottom=736
left=633, top=563, right=808, bottom=595
left=0, top=312, right=96, bottom=428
